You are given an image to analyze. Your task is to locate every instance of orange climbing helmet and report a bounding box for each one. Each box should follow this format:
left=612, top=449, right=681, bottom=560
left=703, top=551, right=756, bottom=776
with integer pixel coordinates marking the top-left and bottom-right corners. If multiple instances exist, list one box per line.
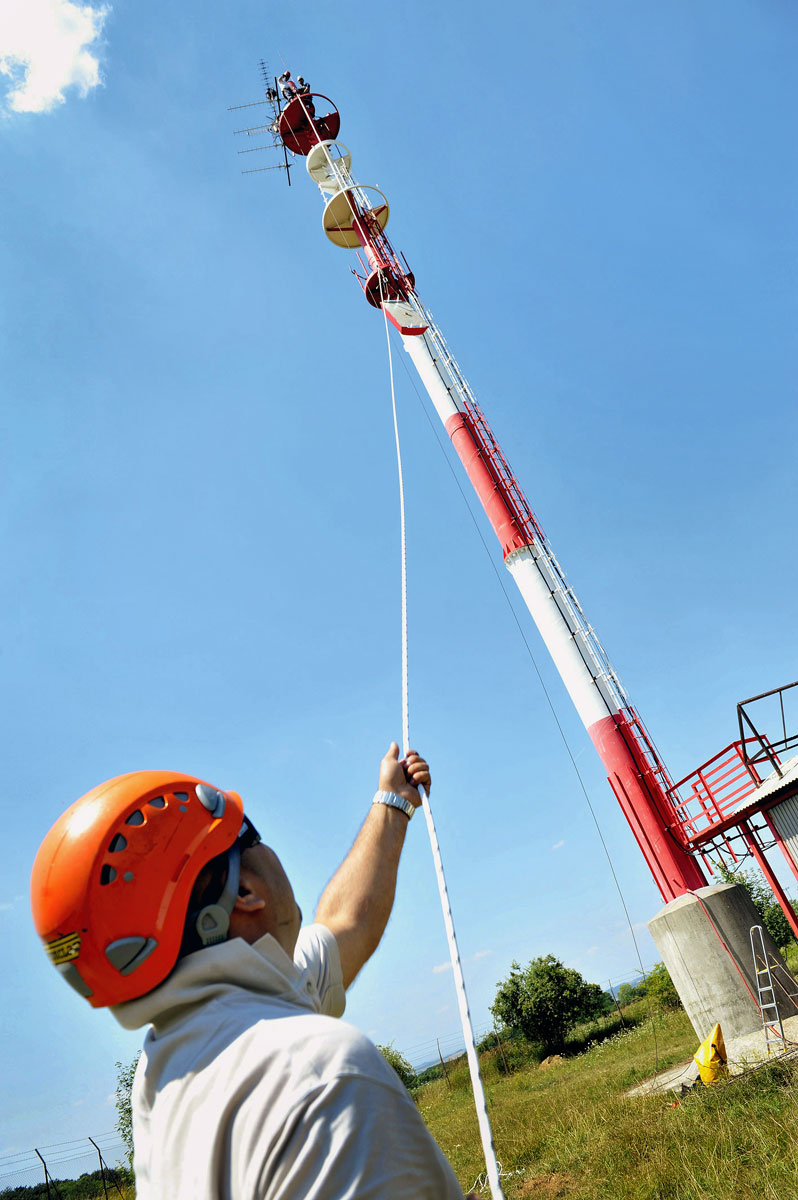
left=30, top=771, right=247, bottom=1008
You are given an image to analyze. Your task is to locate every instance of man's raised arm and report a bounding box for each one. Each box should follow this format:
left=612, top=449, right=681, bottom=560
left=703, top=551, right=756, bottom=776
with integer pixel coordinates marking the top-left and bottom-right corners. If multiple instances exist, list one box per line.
left=314, top=743, right=430, bottom=988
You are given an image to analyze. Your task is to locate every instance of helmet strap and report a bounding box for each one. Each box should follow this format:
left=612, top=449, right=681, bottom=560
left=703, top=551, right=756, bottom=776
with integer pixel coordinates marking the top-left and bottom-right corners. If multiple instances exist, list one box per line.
left=195, top=842, right=242, bottom=948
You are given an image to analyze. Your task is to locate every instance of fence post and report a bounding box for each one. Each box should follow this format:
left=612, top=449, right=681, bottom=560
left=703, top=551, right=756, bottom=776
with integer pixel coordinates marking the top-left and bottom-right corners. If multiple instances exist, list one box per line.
left=34, top=1150, right=51, bottom=1200
left=34, top=1149, right=62, bottom=1199
left=437, top=1038, right=452, bottom=1089
left=609, top=980, right=626, bottom=1030
left=493, top=1026, right=510, bottom=1074
left=89, top=1137, right=109, bottom=1199
left=88, top=1137, right=126, bottom=1198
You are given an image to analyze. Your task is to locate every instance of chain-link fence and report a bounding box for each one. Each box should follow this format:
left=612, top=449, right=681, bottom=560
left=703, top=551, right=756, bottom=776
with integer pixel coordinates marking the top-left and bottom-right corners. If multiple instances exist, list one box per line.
left=0, top=1132, right=128, bottom=1197
left=398, top=964, right=654, bottom=1071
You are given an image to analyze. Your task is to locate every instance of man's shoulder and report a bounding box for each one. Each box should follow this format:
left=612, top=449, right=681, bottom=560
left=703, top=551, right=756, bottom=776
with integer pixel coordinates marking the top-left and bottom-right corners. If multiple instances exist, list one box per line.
left=138, top=1006, right=395, bottom=1118
left=249, top=1008, right=392, bottom=1084
left=203, top=1008, right=404, bottom=1119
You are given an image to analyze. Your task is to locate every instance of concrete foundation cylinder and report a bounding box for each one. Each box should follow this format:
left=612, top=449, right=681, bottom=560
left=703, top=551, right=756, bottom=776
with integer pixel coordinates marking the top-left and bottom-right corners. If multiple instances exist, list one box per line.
left=648, top=882, right=798, bottom=1041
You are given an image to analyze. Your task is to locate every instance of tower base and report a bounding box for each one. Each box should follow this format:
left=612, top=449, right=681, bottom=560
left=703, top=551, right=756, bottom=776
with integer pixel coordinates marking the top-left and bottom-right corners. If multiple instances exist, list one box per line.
left=648, top=882, right=798, bottom=1041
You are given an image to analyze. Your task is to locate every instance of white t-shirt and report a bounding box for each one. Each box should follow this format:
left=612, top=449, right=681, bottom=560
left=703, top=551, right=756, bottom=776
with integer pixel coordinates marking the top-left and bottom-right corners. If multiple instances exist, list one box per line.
left=113, top=924, right=465, bottom=1199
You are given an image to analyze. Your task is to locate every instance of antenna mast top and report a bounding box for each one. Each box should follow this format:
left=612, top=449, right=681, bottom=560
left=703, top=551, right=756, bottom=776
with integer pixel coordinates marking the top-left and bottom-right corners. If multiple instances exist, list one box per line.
left=271, top=75, right=424, bottom=334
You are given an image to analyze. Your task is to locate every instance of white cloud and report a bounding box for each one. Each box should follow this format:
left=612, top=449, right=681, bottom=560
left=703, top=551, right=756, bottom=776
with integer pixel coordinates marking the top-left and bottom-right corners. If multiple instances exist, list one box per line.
left=551, top=839, right=565, bottom=851
left=473, top=949, right=492, bottom=961
left=0, top=0, right=109, bottom=114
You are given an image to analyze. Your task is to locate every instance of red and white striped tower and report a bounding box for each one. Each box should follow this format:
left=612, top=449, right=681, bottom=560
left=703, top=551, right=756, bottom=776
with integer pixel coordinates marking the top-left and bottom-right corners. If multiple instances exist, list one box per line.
left=276, top=88, right=706, bottom=902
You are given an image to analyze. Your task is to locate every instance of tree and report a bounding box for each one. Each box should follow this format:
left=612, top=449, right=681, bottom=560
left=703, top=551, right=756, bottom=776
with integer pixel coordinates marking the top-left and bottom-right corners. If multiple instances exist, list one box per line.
left=616, top=979, right=646, bottom=1007
left=644, top=961, right=681, bottom=1010
left=375, top=1042, right=418, bottom=1092
left=616, top=982, right=635, bottom=1007
left=597, top=989, right=616, bottom=1015
left=716, top=863, right=797, bottom=948
left=115, top=1052, right=141, bottom=1171
left=490, top=956, right=606, bottom=1051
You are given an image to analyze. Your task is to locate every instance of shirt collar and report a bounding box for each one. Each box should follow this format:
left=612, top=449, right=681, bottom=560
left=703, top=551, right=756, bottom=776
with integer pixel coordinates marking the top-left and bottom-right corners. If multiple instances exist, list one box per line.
left=111, top=932, right=314, bottom=1031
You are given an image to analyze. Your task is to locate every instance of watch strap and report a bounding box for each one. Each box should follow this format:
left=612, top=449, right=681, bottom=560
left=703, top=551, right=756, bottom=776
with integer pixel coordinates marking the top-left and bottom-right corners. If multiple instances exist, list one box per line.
left=372, top=789, right=416, bottom=820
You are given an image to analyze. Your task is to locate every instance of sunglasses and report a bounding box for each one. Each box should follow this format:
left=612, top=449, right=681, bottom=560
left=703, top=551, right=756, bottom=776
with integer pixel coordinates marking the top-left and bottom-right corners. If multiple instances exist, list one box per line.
left=237, top=815, right=262, bottom=852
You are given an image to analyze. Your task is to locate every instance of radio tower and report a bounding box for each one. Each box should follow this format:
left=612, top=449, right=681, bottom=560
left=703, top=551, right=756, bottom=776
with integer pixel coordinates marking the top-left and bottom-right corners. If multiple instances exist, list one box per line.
left=245, top=74, right=798, bottom=1045
left=266, top=82, right=706, bottom=902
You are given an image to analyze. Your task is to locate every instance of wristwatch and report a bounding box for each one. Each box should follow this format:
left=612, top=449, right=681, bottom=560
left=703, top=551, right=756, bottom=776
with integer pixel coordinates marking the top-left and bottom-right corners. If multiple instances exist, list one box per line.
left=372, top=790, right=416, bottom=820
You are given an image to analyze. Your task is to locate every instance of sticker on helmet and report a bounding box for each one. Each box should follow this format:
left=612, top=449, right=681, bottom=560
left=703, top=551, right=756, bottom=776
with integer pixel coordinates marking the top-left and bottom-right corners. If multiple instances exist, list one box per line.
left=46, top=932, right=82, bottom=965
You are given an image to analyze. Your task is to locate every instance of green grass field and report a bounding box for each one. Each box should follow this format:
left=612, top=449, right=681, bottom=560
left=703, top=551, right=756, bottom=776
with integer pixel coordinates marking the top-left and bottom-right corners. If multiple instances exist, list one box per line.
left=14, top=957, right=798, bottom=1199
left=417, top=1000, right=798, bottom=1199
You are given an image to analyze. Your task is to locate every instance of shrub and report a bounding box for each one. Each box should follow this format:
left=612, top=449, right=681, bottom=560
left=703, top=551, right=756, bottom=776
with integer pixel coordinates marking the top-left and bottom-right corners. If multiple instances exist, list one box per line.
left=115, top=1053, right=141, bottom=1171
left=478, top=1026, right=542, bottom=1073
left=716, top=863, right=797, bottom=948
left=616, top=980, right=645, bottom=1006
left=376, top=1042, right=418, bottom=1091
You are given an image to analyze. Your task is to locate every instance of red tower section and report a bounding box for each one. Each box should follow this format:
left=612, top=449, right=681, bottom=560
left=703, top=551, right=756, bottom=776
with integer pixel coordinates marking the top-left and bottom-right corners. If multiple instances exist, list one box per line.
left=277, top=94, right=340, bottom=154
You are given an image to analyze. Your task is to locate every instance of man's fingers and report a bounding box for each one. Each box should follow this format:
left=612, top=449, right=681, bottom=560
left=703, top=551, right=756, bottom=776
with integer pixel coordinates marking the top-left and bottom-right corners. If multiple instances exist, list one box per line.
left=402, top=755, right=431, bottom=793
left=380, top=744, right=431, bottom=796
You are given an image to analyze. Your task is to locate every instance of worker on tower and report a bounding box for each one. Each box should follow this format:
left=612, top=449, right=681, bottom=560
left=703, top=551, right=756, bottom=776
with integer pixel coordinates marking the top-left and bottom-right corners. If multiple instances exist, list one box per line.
left=278, top=70, right=297, bottom=102
left=296, top=76, right=315, bottom=116
left=31, top=745, right=472, bottom=1199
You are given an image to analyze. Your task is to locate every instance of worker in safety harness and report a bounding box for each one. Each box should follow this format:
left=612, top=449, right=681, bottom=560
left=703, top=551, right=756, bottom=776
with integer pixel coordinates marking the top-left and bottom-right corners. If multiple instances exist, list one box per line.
left=31, top=744, right=471, bottom=1199
left=295, top=77, right=315, bottom=117
left=278, top=70, right=297, bottom=102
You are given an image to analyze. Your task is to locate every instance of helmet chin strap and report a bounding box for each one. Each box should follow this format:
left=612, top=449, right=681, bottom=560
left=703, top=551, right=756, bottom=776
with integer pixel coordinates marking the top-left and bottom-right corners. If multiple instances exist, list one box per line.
left=195, top=842, right=242, bottom=948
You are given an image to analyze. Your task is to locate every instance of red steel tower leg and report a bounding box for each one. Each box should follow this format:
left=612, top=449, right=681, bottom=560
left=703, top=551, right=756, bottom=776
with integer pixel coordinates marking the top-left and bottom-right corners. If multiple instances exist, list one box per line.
left=740, top=820, right=798, bottom=942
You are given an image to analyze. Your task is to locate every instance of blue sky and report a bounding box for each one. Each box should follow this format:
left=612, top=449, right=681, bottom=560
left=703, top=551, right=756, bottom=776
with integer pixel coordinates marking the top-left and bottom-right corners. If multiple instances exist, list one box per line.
left=2, top=0, right=797, bottom=1164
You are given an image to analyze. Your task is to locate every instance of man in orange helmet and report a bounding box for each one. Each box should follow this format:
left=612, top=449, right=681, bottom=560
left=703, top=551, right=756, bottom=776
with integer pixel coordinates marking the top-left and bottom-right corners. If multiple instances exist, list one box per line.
left=31, top=743, right=470, bottom=1198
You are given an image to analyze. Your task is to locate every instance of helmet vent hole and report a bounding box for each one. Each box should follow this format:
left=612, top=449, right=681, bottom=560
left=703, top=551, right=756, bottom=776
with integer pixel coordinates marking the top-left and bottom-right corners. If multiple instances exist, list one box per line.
left=100, top=864, right=117, bottom=885
left=125, top=810, right=145, bottom=826
left=148, top=796, right=166, bottom=809
left=108, top=834, right=127, bottom=853
left=174, top=792, right=188, bottom=803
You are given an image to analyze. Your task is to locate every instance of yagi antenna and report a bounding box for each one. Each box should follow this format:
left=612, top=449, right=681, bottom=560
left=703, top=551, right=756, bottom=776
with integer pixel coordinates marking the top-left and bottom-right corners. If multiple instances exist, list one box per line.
left=227, top=59, right=292, bottom=185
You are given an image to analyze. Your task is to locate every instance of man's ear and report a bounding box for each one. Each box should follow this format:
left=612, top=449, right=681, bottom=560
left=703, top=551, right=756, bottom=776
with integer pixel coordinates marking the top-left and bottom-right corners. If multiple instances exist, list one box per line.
left=233, top=868, right=268, bottom=914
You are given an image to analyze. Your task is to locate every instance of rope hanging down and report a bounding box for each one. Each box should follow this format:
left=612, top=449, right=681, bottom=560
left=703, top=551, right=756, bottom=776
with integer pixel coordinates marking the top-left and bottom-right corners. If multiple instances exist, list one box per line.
left=379, top=288, right=505, bottom=1200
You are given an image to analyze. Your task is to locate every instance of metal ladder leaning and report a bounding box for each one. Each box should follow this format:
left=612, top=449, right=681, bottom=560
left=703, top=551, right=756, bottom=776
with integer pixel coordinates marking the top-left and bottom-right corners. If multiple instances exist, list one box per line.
left=750, top=924, right=786, bottom=1054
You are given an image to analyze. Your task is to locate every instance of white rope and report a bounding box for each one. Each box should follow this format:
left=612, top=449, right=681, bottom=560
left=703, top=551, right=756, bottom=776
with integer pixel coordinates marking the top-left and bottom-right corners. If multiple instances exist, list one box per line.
left=418, top=795, right=505, bottom=1200
left=469, top=1162, right=525, bottom=1195
left=380, top=291, right=505, bottom=1200
left=381, top=296, right=411, bottom=753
